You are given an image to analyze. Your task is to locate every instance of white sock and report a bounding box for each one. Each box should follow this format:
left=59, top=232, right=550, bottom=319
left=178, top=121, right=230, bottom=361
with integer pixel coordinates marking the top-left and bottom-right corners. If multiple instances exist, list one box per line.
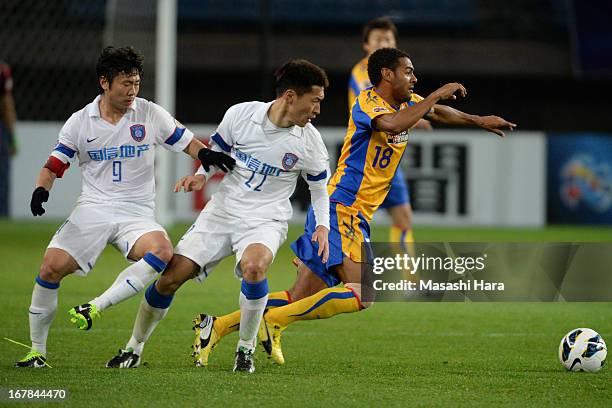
left=125, top=297, right=169, bottom=356
left=237, top=292, right=268, bottom=351
left=29, top=282, right=59, bottom=356
left=90, top=257, right=163, bottom=311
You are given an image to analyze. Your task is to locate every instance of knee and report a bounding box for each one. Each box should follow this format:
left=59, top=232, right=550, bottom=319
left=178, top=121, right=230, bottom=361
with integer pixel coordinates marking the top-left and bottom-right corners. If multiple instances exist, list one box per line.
left=146, top=244, right=173, bottom=264
left=39, top=261, right=70, bottom=283
left=344, top=283, right=374, bottom=309
left=240, top=257, right=268, bottom=282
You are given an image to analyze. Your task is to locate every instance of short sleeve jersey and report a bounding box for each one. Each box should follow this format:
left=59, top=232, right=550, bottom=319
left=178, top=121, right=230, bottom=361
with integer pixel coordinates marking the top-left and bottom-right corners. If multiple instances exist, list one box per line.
left=51, top=95, right=194, bottom=206
left=329, top=88, right=424, bottom=221
left=348, top=57, right=369, bottom=111
left=203, top=101, right=329, bottom=222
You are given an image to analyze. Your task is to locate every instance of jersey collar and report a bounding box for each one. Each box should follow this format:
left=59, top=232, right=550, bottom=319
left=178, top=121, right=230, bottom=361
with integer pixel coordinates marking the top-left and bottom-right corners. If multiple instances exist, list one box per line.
left=251, top=100, right=304, bottom=138
left=367, top=87, right=405, bottom=112
left=87, top=94, right=137, bottom=118
left=250, top=100, right=275, bottom=125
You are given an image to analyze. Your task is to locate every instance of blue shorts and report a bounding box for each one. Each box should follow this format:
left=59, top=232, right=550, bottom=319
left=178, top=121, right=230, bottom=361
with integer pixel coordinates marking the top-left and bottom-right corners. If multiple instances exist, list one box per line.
left=291, top=202, right=372, bottom=287
left=379, top=167, right=410, bottom=209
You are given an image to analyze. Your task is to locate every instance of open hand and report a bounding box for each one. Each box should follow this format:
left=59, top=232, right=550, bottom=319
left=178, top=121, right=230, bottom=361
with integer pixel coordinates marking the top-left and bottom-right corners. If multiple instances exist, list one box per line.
left=477, top=115, right=517, bottom=137
left=311, top=225, right=329, bottom=264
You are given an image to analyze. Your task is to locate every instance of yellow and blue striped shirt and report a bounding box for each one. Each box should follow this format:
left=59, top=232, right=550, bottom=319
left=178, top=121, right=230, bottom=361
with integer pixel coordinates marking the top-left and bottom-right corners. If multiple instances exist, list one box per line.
left=348, top=57, right=369, bottom=111
left=329, top=87, right=423, bottom=221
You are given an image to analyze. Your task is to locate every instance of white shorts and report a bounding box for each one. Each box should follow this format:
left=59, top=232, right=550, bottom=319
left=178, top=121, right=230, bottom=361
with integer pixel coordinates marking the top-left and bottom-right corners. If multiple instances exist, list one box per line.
left=175, top=205, right=288, bottom=283
left=47, top=201, right=167, bottom=275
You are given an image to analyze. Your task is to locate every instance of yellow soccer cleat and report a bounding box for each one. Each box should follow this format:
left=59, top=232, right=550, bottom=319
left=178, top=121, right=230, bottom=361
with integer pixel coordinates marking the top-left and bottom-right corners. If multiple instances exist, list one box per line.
left=259, top=317, right=286, bottom=365
left=15, top=350, right=48, bottom=368
left=192, top=314, right=221, bottom=367
left=68, top=303, right=100, bottom=330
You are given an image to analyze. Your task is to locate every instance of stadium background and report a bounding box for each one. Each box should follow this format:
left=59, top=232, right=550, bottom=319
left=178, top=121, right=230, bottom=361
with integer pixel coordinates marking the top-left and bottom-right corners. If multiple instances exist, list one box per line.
left=3, top=0, right=612, bottom=225
left=1, top=1, right=611, bottom=406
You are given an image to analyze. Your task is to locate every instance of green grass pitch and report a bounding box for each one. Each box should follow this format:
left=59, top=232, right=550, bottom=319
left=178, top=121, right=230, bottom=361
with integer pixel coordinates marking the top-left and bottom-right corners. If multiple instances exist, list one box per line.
left=1, top=220, right=611, bottom=407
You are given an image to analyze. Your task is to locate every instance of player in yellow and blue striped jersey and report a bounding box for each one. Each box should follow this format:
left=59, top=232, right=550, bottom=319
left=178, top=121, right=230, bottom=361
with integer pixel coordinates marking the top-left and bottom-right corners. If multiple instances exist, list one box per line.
left=194, top=48, right=516, bottom=366
left=349, top=17, right=432, bottom=255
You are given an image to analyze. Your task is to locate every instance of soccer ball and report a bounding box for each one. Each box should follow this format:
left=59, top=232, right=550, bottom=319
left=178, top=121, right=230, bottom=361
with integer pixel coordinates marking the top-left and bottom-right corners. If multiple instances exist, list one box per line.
left=558, top=328, right=607, bottom=372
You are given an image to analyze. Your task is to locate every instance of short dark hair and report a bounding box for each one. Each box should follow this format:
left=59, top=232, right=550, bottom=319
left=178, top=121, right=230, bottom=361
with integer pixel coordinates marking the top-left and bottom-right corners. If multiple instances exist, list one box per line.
left=367, top=48, right=410, bottom=87
left=362, top=16, right=398, bottom=44
left=96, top=46, right=144, bottom=92
left=274, top=59, right=329, bottom=97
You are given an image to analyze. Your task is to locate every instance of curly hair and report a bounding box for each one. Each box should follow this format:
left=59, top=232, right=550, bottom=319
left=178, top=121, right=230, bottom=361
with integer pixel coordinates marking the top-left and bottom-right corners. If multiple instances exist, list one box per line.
left=367, top=47, right=410, bottom=87
left=274, top=59, right=329, bottom=97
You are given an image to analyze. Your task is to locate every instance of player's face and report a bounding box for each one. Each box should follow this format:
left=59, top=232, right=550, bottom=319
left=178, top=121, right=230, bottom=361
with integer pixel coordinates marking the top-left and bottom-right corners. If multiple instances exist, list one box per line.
left=103, top=71, right=140, bottom=111
left=290, top=85, right=325, bottom=127
left=364, top=29, right=397, bottom=56
left=391, top=57, right=417, bottom=102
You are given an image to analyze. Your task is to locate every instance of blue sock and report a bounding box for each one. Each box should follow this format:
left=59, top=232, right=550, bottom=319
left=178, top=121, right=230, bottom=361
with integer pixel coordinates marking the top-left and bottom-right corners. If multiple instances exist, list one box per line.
left=144, top=282, right=174, bottom=309
left=35, top=275, right=60, bottom=289
left=241, top=278, right=269, bottom=300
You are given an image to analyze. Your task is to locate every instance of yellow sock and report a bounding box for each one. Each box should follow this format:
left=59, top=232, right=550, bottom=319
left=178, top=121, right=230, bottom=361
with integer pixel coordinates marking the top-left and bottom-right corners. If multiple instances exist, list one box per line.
left=266, top=290, right=292, bottom=308
left=389, top=224, right=403, bottom=243
left=265, top=287, right=361, bottom=328
left=404, top=229, right=415, bottom=257
left=215, top=290, right=291, bottom=337
left=390, top=226, right=417, bottom=280
left=390, top=225, right=415, bottom=257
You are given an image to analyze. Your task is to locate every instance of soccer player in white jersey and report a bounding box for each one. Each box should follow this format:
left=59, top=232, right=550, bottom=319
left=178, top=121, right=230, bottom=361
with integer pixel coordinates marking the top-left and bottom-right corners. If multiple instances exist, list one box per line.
left=105, top=59, right=331, bottom=373
left=15, top=47, right=234, bottom=368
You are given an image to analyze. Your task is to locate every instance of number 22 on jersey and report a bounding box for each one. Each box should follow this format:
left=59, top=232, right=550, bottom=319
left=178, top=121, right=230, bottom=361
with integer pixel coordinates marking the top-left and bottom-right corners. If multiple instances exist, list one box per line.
left=244, top=170, right=267, bottom=191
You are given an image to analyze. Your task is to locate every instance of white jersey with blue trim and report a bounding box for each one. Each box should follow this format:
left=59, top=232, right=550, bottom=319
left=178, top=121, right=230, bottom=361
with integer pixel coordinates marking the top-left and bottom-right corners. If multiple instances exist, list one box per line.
left=197, top=101, right=330, bottom=225
left=50, top=95, right=194, bottom=206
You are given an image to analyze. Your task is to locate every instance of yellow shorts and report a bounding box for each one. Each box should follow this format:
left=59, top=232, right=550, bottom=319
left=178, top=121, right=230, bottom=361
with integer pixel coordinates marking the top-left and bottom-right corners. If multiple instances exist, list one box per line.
left=291, top=202, right=372, bottom=287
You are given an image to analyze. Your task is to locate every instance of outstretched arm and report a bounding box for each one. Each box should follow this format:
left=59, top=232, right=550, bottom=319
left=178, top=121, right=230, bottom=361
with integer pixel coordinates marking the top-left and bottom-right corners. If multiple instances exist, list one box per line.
left=414, top=118, right=433, bottom=131
left=374, top=83, right=467, bottom=135
left=426, top=104, right=517, bottom=137
left=182, top=137, right=206, bottom=159
left=182, top=137, right=235, bottom=173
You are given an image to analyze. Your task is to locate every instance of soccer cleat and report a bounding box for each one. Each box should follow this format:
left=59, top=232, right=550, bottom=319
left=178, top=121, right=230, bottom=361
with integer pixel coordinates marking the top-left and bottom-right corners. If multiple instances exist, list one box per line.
left=15, top=350, right=47, bottom=368
left=258, top=318, right=272, bottom=355
left=106, top=348, right=140, bottom=368
left=233, top=346, right=255, bottom=373
left=68, top=303, right=100, bottom=330
left=192, top=314, right=221, bottom=367
left=260, top=318, right=286, bottom=365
